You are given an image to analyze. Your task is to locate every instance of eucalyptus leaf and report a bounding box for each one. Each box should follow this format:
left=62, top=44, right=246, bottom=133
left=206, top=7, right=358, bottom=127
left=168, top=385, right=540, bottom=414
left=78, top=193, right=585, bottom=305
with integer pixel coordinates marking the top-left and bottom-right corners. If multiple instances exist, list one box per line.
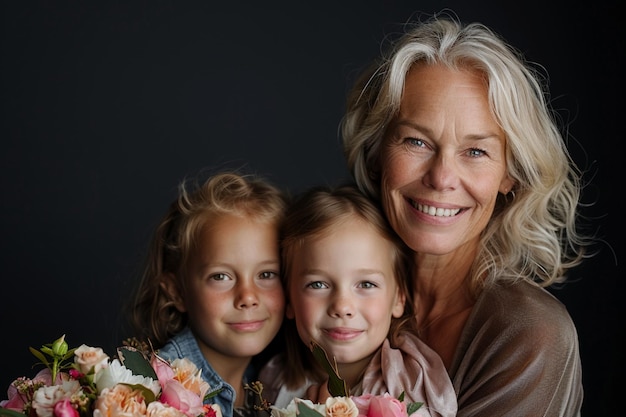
left=310, top=340, right=349, bottom=397
left=117, top=346, right=157, bottom=379
left=297, top=401, right=324, bottom=417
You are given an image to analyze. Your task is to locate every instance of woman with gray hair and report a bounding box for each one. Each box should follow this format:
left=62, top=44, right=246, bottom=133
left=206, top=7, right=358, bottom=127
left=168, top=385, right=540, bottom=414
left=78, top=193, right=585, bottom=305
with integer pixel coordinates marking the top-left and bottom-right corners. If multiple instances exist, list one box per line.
left=341, top=13, right=592, bottom=417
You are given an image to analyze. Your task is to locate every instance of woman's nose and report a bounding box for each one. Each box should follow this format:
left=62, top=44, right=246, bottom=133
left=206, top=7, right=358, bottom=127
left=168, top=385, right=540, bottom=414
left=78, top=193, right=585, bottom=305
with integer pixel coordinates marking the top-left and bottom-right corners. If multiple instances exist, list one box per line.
left=422, top=152, right=459, bottom=191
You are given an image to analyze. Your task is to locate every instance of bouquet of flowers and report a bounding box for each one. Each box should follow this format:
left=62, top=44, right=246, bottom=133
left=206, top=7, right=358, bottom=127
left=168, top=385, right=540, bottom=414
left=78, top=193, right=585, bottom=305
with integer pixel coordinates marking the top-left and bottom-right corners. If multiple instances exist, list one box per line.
left=0, top=335, right=222, bottom=417
left=251, top=342, right=426, bottom=417
left=269, top=393, right=424, bottom=417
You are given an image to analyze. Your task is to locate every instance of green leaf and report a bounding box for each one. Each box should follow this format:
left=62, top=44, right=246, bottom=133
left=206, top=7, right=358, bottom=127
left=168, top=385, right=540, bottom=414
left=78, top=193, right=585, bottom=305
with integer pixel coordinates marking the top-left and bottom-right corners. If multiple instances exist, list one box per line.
left=0, top=408, right=26, bottom=417
left=117, top=346, right=157, bottom=379
left=28, top=347, right=50, bottom=367
left=310, top=340, right=349, bottom=397
left=62, top=348, right=77, bottom=362
left=406, top=402, right=423, bottom=415
left=297, top=401, right=324, bottom=417
left=204, top=388, right=223, bottom=400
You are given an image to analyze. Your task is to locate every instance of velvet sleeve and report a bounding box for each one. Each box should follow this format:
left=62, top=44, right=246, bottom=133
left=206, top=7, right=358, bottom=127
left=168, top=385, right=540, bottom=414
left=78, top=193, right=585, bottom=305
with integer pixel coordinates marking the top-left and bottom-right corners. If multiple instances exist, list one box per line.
left=449, top=281, right=583, bottom=417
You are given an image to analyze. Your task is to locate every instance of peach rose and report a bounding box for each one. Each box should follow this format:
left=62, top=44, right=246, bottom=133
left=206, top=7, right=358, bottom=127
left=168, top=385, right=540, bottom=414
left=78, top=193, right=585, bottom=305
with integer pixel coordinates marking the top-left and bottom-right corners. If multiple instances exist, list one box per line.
left=170, top=358, right=210, bottom=400
left=74, top=344, right=110, bottom=375
left=325, top=396, right=359, bottom=417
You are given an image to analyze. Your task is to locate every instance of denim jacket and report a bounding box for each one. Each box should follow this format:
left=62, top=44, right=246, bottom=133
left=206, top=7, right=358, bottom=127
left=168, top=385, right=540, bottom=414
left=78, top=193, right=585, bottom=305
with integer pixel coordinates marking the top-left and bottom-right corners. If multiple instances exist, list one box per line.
left=157, top=326, right=256, bottom=417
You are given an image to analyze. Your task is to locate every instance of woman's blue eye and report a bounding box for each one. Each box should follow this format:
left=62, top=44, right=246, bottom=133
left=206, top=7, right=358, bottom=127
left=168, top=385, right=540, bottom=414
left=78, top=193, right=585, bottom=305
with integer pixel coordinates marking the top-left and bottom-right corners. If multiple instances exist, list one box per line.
left=359, top=281, right=376, bottom=289
left=407, top=138, right=425, bottom=147
left=468, top=148, right=487, bottom=157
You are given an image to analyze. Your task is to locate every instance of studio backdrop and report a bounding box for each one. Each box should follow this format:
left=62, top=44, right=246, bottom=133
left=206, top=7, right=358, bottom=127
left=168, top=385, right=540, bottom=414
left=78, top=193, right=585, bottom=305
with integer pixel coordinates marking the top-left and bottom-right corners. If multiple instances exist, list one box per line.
left=1, top=1, right=622, bottom=415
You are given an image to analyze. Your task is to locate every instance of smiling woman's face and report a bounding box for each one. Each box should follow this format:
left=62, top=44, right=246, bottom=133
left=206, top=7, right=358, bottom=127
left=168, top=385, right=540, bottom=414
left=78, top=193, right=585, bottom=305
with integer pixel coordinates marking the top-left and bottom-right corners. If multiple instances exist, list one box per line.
left=380, top=63, right=514, bottom=256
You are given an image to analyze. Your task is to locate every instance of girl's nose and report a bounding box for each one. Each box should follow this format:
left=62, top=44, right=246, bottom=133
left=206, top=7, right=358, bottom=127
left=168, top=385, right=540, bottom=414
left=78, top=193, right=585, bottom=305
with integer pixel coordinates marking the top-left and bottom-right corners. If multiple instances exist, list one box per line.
left=235, top=281, right=259, bottom=309
left=328, top=292, right=354, bottom=318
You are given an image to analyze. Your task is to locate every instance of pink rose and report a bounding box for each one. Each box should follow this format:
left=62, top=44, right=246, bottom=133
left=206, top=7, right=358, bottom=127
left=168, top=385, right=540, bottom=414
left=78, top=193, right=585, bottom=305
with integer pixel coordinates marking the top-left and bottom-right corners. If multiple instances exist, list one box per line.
left=159, top=379, right=204, bottom=417
left=151, top=354, right=176, bottom=386
left=355, top=394, right=407, bottom=417
left=53, top=399, right=79, bottom=417
left=351, top=394, right=374, bottom=416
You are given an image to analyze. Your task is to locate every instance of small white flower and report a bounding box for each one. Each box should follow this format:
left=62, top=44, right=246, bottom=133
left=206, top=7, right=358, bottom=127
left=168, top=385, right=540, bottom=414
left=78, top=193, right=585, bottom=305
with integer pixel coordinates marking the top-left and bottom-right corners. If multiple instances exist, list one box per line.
left=95, top=359, right=160, bottom=396
left=271, top=398, right=326, bottom=417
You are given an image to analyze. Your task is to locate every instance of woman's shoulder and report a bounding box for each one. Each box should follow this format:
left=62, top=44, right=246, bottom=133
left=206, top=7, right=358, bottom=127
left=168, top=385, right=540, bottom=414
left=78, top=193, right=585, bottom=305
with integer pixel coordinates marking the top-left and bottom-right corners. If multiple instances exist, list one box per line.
left=450, top=282, right=583, bottom=415
left=457, top=280, right=579, bottom=360
left=476, top=280, right=575, bottom=330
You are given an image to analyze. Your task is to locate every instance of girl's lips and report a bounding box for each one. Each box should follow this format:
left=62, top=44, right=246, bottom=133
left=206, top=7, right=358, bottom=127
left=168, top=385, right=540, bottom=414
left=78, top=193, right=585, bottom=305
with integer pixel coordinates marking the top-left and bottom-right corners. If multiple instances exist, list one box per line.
left=228, top=320, right=265, bottom=332
left=323, top=328, right=364, bottom=341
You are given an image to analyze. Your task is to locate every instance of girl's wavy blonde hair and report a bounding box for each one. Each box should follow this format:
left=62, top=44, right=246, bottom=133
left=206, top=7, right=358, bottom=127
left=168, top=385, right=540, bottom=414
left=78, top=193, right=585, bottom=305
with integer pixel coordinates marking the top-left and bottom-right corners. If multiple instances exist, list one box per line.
left=128, top=171, right=288, bottom=347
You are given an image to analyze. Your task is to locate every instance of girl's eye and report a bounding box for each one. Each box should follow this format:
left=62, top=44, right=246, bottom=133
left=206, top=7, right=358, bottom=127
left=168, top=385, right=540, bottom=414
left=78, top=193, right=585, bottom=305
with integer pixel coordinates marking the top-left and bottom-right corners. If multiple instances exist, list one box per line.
left=468, top=148, right=487, bottom=157
left=306, top=281, right=327, bottom=290
left=210, top=273, right=230, bottom=281
left=259, top=271, right=279, bottom=280
left=358, top=281, right=377, bottom=289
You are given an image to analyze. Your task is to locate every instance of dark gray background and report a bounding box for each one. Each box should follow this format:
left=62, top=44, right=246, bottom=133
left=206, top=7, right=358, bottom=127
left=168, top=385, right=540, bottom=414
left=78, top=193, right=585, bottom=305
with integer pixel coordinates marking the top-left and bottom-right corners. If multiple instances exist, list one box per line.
left=1, top=1, right=622, bottom=415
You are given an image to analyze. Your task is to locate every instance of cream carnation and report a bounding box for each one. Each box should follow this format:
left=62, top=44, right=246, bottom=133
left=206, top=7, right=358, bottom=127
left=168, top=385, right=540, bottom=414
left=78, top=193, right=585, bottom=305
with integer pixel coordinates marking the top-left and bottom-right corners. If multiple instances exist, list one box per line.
left=147, top=401, right=188, bottom=417
left=93, top=384, right=148, bottom=417
left=32, top=380, right=82, bottom=417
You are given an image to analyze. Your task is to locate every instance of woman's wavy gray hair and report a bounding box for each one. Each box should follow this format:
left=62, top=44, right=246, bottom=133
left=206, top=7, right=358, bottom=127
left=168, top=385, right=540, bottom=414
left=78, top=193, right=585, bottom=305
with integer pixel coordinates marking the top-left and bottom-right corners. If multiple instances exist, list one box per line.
left=341, top=14, right=590, bottom=293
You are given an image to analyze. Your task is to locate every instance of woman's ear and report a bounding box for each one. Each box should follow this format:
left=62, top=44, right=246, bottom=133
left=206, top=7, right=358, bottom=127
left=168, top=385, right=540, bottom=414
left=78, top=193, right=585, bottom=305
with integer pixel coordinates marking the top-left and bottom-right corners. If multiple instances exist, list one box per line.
left=392, top=289, right=406, bottom=318
left=499, top=175, right=516, bottom=195
left=160, top=272, right=187, bottom=313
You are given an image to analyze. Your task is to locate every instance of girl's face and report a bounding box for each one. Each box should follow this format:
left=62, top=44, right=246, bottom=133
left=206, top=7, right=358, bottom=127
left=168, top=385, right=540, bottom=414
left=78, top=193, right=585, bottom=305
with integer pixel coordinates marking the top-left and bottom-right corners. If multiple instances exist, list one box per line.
left=286, top=217, right=405, bottom=372
left=380, top=63, right=514, bottom=256
left=174, top=214, right=284, bottom=366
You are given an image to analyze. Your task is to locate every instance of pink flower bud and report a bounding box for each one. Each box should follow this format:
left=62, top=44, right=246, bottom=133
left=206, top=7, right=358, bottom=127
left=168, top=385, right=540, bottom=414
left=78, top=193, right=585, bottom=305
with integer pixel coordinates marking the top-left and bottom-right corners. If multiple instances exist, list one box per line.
left=53, top=399, right=79, bottom=417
